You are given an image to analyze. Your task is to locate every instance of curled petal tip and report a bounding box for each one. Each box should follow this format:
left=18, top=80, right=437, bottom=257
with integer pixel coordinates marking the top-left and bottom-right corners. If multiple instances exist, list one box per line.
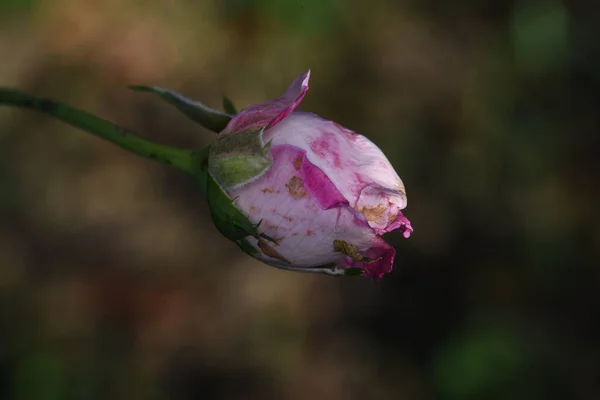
left=284, top=70, right=310, bottom=100
left=303, top=70, right=311, bottom=86
left=400, top=215, right=413, bottom=238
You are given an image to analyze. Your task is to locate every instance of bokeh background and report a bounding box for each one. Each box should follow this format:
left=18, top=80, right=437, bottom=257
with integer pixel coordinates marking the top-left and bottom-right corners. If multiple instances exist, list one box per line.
left=1, top=0, right=598, bottom=399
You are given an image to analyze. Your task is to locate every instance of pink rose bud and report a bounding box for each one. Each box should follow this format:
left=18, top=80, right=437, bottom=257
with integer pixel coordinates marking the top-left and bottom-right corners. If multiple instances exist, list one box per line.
left=208, top=71, right=412, bottom=279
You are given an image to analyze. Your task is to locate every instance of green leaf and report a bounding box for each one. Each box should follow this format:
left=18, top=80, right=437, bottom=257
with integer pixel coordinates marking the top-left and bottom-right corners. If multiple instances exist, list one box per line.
left=511, top=0, right=569, bottom=75
left=222, top=96, right=238, bottom=114
left=130, top=86, right=232, bottom=133
left=12, top=352, right=65, bottom=400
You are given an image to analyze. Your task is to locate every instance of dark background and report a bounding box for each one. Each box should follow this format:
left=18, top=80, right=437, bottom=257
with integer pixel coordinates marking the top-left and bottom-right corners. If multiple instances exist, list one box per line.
left=1, top=0, right=598, bottom=399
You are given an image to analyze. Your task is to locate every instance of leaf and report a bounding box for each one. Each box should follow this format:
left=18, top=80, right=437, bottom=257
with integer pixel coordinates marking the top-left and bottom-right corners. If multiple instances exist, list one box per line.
left=130, top=86, right=232, bottom=133
left=222, top=96, right=238, bottom=114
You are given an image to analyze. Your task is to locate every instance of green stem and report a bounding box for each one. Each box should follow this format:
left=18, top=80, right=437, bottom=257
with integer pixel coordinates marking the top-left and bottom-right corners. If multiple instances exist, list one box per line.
left=0, top=88, right=196, bottom=175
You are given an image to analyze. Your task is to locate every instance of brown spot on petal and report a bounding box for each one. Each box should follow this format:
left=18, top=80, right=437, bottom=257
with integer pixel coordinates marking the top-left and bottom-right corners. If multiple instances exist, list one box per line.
left=396, top=182, right=406, bottom=195
left=293, top=155, right=302, bottom=170
left=286, top=176, right=306, bottom=199
left=258, top=239, right=291, bottom=264
left=359, top=204, right=387, bottom=224
left=306, top=230, right=314, bottom=236
left=333, top=240, right=382, bottom=263
left=261, top=187, right=278, bottom=194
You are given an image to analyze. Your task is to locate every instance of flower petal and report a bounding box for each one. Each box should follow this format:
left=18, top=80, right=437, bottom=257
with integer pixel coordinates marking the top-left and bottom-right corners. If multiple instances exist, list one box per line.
left=230, top=144, right=380, bottom=268
left=387, top=211, right=413, bottom=238
left=222, top=71, right=310, bottom=135
left=264, top=112, right=408, bottom=233
left=355, top=183, right=409, bottom=234
left=298, top=150, right=348, bottom=210
left=340, top=240, right=396, bottom=280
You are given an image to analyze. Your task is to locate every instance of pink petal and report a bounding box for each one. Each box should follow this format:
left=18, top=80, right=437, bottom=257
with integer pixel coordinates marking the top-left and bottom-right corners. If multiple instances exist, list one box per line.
left=387, top=212, right=413, bottom=238
left=222, top=71, right=310, bottom=135
left=298, top=151, right=348, bottom=210
left=341, top=241, right=396, bottom=280
left=230, top=144, right=381, bottom=268
left=264, top=112, right=408, bottom=234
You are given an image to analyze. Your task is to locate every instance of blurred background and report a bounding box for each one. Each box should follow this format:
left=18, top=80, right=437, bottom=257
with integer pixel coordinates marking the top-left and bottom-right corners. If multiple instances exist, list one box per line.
left=1, top=0, right=598, bottom=399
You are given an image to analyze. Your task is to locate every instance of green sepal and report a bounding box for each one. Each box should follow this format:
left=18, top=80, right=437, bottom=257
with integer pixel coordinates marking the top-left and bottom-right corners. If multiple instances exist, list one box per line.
left=236, top=238, right=261, bottom=258
left=208, top=129, right=272, bottom=189
left=195, top=145, right=271, bottom=252
left=222, top=96, right=237, bottom=114
left=191, top=145, right=211, bottom=197
left=206, top=171, right=260, bottom=242
left=129, top=86, right=232, bottom=133
left=344, top=268, right=365, bottom=276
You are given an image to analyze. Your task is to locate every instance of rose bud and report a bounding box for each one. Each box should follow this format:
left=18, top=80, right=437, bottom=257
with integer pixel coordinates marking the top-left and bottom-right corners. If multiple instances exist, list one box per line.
left=206, top=71, right=412, bottom=279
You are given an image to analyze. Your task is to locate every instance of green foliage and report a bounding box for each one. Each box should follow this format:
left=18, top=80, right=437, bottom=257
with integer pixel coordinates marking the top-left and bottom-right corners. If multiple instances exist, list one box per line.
left=219, top=0, right=343, bottom=33
left=434, top=323, right=529, bottom=400
left=511, top=0, right=570, bottom=74
left=0, top=0, right=36, bottom=14
left=12, top=353, right=65, bottom=400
